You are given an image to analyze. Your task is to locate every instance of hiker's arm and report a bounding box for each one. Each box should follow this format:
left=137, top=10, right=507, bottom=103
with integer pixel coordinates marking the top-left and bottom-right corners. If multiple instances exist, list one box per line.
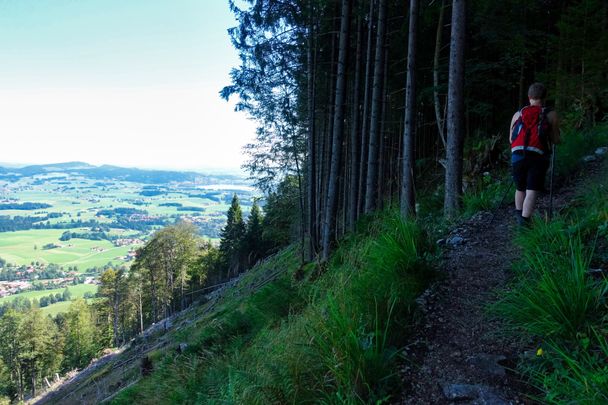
left=509, top=112, right=520, bottom=142
left=548, top=111, right=561, bottom=144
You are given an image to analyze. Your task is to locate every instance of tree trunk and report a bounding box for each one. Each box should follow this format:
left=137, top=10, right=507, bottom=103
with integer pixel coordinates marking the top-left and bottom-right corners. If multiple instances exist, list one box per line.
left=19, top=369, right=24, bottom=401
left=180, top=283, right=185, bottom=312
left=322, top=0, right=351, bottom=260
left=113, top=294, right=120, bottom=346
left=306, top=9, right=317, bottom=261
left=444, top=0, right=466, bottom=218
left=293, top=137, right=306, bottom=264
left=320, top=29, right=337, bottom=248
left=357, top=0, right=376, bottom=217
left=377, top=48, right=388, bottom=210
left=401, top=0, right=418, bottom=217
left=433, top=0, right=447, bottom=148
left=150, top=272, right=158, bottom=323
left=31, top=369, right=36, bottom=398
left=347, top=18, right=362, bottom=232
left=364, top=0, right=387, bottom=213
left=139, top=292, right=144, bottom=334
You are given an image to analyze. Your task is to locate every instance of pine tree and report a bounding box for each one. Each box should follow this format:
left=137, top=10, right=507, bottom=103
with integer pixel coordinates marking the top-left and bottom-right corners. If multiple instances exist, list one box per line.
left=243, top=199, right=264, bottom=268
left=219, top=194, right=246, bottom=277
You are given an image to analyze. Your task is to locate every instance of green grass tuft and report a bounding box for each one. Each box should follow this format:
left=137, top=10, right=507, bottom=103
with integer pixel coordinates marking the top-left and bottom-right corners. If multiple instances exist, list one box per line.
left=492, top=156, right=608, bottom=403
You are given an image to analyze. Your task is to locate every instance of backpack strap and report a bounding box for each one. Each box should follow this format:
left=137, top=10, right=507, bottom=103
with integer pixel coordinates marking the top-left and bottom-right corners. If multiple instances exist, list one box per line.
left=539, top=107, right=552, bottom=153
left=510, top=108, right=524, bottom=143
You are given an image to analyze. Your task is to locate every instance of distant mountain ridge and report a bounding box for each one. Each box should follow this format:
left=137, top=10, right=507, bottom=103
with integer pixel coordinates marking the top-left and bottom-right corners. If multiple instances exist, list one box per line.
left=0, top=162, right=245, bottom=185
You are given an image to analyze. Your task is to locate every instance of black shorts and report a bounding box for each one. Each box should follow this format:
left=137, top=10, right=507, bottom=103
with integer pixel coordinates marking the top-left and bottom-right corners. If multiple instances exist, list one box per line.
left=512, top=153, right=550, bottom=192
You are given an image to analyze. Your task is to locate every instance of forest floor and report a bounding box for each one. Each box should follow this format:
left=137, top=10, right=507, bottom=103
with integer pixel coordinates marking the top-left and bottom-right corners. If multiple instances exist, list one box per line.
left=396, top=157, right=604, bottom=404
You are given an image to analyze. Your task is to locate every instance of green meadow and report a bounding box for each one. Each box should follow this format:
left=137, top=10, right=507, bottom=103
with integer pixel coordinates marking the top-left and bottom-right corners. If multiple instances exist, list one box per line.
left=0, top=229, right=132, bottom=269
left=0, top=283, right=98, bottom=305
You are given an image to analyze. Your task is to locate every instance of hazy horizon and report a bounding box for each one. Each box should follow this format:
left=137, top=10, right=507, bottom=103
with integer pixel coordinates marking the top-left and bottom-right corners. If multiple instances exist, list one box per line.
left=0, top=1, right=256, bottom=172
left=0, top=159, right=247, bottom=176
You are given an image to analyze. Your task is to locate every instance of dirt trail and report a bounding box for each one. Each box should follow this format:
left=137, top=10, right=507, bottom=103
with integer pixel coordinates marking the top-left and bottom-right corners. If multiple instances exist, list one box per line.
left=397, top=154, right=605, bottom=404
left=398, top=205, right=526, bottom=404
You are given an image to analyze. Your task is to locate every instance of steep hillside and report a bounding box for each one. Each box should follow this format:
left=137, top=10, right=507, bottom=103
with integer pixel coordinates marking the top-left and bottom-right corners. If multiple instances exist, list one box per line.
left=34, top=212, right=435, bottom=404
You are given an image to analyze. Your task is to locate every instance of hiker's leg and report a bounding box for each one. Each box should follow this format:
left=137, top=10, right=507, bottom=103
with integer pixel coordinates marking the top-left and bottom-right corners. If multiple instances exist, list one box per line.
left=515, top=190, right=525, bottom=210
left=522, top=156, right=549, bottom=218
left=512, top=158, right=526, bottom=211
left=522, top=190, right=539, bottom=218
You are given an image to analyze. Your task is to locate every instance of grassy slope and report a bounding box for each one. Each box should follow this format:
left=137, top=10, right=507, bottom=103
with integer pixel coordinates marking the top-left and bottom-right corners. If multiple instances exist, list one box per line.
left=110, top=210, right=435, bottom=404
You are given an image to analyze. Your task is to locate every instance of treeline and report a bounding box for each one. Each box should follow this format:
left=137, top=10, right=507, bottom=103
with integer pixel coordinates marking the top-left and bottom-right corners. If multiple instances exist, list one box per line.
left=59, top=230, right=108, bottom=241
left=95, top=207, right=147, bottom=217
left=223, top=0, right=608, bottom=260
left=0, top=202, right=52, bottom=210
left=0, top=215, right=169, bottom=233
left=37, top=288, right=74, bottom=308
left=0, top=216, right=95, bottom=233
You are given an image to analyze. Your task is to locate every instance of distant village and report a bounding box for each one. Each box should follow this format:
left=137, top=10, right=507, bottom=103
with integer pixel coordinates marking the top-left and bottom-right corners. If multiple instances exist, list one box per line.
left=0, top=262, right=101, bottom=299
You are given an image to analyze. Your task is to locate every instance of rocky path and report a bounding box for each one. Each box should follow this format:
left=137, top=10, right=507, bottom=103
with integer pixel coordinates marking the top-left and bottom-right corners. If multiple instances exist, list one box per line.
left=398, top=205, right=527, bottom=404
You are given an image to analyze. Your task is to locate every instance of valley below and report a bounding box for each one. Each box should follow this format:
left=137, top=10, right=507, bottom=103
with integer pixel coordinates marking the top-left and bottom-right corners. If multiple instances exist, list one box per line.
left=0, top=162, right=254, bottom=315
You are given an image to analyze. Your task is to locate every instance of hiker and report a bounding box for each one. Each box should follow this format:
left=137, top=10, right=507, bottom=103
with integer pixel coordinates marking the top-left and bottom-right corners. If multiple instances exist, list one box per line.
left=509, top=82, right=561, bottom=226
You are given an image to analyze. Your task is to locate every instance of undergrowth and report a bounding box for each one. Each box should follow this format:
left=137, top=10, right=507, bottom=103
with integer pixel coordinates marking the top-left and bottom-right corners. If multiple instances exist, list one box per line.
left=492, top=158, right=608, bottom=403
left=553, top=123, right=608, bottom=178
left=111, top=210, right=435, bottom=404
left=462, top=172, right=512, bottom=217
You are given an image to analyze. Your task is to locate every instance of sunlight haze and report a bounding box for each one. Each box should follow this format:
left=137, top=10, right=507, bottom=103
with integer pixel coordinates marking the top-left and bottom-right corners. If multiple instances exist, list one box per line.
left=0, top=0, right=254, bottom=172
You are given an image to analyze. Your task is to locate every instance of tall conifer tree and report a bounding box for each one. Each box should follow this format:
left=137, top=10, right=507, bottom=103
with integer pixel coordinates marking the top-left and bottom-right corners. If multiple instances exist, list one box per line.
left=219, top=194, right=246, bottom=276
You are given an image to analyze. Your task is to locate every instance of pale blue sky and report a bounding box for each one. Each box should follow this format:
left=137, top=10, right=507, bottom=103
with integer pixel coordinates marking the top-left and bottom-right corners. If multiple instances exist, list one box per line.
left=0, top=0, right=255, bottom=172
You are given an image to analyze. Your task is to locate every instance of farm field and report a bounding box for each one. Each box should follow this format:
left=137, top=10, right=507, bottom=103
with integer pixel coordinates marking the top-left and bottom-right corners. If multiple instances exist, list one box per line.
left=0, top=229, right=132, bottom=269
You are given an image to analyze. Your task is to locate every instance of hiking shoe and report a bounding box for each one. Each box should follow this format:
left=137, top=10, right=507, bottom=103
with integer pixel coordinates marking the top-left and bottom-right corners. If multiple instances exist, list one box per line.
left=517, top=215, right=531, bottom=228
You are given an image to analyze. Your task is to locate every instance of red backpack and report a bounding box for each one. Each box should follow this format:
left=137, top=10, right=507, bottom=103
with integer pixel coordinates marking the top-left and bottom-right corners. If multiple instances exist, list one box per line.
left=510, top=105, right=551, bottom=155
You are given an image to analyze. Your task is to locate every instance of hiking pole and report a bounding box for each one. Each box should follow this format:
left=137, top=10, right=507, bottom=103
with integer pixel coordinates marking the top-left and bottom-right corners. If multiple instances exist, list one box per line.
left=548, top=143, right=556, bottom=220
left=489, top=177, right=513, bottom=225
